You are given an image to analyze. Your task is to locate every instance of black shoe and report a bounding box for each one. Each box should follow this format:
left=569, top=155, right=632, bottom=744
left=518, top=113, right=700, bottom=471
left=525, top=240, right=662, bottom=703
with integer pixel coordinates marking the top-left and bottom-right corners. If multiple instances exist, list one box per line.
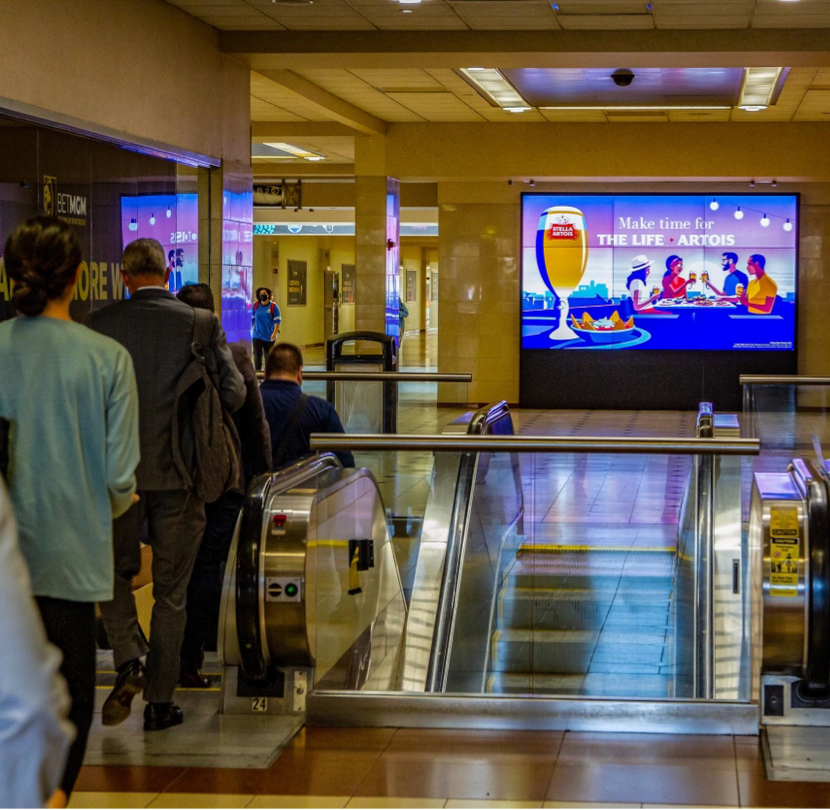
left=179, top=657, right=213, bottom=689
left=143, top=702, right=184, bottom=731
left=102, top=658, right=145, bottom=727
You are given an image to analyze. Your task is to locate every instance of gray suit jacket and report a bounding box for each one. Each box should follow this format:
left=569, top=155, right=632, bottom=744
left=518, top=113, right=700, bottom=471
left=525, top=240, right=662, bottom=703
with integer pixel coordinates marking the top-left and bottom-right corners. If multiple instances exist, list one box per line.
left=87, top=287, right=246, bottom=491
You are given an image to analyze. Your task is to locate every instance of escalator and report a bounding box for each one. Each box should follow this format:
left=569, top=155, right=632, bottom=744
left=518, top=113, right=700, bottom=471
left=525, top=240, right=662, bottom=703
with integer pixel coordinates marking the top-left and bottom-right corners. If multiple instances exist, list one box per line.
left=220, top=400, right=771, bottom=722
left=486, top=544, right=676, bottom=697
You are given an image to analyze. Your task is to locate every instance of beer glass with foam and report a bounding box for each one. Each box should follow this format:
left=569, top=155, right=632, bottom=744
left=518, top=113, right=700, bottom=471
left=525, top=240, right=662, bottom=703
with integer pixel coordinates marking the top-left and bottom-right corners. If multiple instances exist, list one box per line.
left=536, top=206, right=589, bottom=340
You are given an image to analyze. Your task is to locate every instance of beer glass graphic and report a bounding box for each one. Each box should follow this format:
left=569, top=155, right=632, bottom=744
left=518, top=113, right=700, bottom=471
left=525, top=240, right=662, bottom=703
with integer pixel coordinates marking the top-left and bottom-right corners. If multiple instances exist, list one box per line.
left=536, top=206, right=589, bottom=340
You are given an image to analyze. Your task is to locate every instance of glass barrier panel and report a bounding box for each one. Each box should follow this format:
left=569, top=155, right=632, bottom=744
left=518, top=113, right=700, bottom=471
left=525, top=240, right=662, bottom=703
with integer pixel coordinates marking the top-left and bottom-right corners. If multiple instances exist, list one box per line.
left=305, top=444, right=750, bottom=703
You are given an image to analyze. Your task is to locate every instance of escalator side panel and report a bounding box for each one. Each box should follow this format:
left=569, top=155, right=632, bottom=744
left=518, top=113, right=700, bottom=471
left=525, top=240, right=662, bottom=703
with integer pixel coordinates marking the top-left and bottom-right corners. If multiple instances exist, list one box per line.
left=804, top=473, right=830, bottom=693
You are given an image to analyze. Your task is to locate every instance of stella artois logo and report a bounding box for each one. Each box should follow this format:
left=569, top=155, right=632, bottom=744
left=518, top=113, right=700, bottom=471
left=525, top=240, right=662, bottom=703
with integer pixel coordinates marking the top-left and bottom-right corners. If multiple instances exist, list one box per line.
left=547, top=215, right=577, bottom=240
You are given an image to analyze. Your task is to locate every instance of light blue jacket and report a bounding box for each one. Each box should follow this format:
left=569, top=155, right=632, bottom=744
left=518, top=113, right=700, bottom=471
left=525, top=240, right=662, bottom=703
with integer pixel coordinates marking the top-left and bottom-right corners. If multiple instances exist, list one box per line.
left=0, top=316, right=140, bottom=602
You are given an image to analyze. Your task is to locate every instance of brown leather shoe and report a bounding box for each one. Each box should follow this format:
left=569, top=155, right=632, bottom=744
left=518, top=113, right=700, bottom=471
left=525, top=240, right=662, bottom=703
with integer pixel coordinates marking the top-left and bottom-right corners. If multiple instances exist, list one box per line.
left=102, top=658, right=145, bottom=726
left=179, top=657, right=213, bottom=689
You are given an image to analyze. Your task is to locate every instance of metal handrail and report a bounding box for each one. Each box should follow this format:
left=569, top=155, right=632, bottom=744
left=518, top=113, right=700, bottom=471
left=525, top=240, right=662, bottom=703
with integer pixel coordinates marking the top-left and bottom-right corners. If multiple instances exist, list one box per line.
left=256, top=371, right=472, bottom=382
left=309, top=434, right=761, bottom=456
left=740, top=375, right=830, bottom=386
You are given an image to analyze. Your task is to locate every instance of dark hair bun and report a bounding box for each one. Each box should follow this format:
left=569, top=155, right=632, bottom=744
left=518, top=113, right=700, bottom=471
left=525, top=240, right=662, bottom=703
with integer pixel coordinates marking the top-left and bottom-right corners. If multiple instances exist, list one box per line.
left=3, top=217, right=82, bottom=316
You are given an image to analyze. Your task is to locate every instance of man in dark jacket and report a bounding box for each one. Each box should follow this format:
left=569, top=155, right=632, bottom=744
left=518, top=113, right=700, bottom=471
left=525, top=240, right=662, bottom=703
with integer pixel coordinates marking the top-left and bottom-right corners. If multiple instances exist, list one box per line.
left=87, top=240, right=245, bottom=731
left=261, top=343, right=355, bottom=470
left=176, top=284, right=272, bottom=687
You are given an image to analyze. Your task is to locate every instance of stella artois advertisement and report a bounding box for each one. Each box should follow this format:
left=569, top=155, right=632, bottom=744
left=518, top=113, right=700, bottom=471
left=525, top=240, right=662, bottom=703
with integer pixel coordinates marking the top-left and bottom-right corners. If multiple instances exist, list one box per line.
left=521, top=194, right=798, bottom=351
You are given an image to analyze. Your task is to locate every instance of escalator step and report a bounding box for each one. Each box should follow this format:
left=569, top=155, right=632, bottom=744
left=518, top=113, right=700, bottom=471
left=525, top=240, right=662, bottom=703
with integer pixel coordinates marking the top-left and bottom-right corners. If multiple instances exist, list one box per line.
left=507, top=551, right=675, bottom=590
left=497, top=590, right=671, bottom=632
left=486, top=671, right=672, bottom=698
left=490, top=628, right=669, bottom=675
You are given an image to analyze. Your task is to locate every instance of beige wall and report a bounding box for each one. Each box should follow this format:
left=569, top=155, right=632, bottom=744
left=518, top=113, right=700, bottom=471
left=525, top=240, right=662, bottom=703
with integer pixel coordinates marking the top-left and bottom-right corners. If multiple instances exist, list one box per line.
left=386, top=123, right=830, bottom=183
left=0, top=0, right=250, bottom=165
left=400, top=244, right=423, bottom=333
left=253, top=235, right=357, bottom=346
left=437, top=181, right=830, bottom=406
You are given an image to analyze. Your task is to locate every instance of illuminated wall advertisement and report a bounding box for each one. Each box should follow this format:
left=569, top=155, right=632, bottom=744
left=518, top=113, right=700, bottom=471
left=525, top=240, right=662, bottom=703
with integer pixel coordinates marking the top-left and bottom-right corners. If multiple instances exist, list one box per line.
left=521, top=194, right=797, bottom=351
left=120, top=194, right=198, bottom=293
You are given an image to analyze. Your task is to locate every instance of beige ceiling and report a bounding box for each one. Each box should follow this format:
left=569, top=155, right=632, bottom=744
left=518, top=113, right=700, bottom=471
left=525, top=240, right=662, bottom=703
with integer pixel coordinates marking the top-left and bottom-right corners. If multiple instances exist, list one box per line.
left=167, top=0, right=830, bottom=32
left=249, top=66, right=830, bottom=128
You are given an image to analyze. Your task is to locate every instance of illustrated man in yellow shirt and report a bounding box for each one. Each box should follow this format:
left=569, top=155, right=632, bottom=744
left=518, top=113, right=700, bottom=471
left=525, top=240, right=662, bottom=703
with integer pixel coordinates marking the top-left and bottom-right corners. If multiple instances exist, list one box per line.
left=740, top=254, right=778, bottom=315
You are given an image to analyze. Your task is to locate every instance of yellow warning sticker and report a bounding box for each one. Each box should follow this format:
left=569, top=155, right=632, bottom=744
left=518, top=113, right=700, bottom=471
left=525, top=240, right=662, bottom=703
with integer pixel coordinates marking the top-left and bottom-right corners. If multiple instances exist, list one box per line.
left=769, top=506, right=799, bottom=597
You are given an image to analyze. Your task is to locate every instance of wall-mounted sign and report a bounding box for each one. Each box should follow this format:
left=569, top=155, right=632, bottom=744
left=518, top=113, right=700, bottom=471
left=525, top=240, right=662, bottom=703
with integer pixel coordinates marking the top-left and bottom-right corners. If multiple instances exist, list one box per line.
left=406, top=269, right=417, bottom=303
left=254, top=180, right=302, bottom=209
left=288, top=260, right=307, bottom=306
left=252, top=223, right=439, bottom=237
left=342, top=264, right=355, bottom=304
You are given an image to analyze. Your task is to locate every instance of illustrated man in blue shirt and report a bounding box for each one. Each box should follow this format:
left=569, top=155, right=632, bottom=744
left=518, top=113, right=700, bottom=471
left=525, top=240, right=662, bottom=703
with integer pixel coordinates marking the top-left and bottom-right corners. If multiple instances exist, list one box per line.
left=705, top=252, right=749, bottom=299
left=251, top=287, right=282, bottom=371
left=260, top=343, right=355, bottom=470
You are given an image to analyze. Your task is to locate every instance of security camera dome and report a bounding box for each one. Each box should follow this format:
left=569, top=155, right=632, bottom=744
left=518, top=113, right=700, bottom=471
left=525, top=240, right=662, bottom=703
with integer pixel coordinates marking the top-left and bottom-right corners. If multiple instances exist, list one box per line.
left=612, top=70, right=636, bottom=87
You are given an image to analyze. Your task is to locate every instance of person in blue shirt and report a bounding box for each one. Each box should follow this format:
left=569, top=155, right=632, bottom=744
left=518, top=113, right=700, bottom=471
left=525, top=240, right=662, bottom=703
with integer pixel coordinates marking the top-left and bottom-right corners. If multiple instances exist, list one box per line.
left=260, top=343, right=355, bottom=470
left=705, top=252, right=749, bottom=299
left=251, top=287, right=281, bottom=371
left=0, top=217, right=140, bottom=797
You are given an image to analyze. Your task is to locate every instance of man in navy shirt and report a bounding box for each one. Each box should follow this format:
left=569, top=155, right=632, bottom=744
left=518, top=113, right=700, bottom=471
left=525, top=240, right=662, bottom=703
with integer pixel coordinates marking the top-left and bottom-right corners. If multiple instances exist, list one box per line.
left=706, top=252, right=749, bottom=299
left=260, top=343, right=355, bottom=470
left=251, top=287, right=282, bottom=371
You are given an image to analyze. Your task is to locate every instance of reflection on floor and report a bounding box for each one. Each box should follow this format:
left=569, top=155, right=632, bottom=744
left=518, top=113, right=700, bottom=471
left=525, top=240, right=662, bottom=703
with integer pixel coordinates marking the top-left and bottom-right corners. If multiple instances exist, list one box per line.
left=87, top=653, right=300, bottom=769
left=72, top=727, right=830, bottom=808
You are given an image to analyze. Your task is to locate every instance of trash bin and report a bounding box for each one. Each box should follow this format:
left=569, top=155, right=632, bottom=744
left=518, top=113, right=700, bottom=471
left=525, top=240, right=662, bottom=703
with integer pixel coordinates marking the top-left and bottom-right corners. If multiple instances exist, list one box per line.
left=326, top=331, right=398, bottom=433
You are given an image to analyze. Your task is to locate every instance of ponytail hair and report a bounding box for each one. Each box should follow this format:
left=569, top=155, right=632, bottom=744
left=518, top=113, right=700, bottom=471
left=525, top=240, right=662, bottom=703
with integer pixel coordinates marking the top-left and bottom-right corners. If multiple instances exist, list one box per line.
left=3, top=217, right=81, bottom=316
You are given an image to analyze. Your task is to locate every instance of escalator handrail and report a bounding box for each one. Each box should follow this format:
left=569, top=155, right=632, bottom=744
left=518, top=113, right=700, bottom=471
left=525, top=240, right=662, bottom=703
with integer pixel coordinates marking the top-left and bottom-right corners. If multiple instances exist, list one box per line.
left=468, top=400, right=511, bottom=436
left=792, top=459, right=830, bottom=693
left=424, top=402, right=519, bottom=692
left=235, top=453, right=342, bottom=680
left=740, top=375, right=830, bottom=386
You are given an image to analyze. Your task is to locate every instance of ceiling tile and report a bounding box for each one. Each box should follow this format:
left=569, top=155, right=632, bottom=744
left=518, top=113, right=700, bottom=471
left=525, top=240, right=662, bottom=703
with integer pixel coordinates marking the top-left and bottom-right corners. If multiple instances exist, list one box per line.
left=386, top=91, right=486, bottom=120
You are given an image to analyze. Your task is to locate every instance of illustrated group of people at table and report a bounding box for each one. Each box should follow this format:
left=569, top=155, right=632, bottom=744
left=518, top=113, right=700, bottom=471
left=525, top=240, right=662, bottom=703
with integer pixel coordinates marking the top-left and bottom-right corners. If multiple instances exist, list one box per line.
left=626, top=251, right=779, bottom=315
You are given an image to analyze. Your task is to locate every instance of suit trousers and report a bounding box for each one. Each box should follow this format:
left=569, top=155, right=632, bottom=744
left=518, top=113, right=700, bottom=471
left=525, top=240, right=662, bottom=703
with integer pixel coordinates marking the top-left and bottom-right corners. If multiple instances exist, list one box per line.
left=99, top=490, right=206, bottom=704
left=181, top=490, right=245, bottom=659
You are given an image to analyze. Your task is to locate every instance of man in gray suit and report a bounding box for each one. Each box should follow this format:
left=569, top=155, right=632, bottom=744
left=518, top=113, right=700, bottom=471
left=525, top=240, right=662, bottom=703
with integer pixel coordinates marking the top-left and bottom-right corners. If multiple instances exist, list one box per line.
left=87, top=239, right=245, bottom=731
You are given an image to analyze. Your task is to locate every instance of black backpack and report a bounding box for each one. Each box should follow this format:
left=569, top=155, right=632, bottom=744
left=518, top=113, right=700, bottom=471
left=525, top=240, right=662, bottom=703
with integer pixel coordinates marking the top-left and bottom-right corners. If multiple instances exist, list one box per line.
left=171, top=309, right=240, bottom=503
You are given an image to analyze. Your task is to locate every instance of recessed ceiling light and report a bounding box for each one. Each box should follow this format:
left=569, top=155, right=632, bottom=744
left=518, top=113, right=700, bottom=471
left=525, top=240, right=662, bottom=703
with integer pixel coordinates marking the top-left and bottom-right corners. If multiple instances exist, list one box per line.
left=504, top=106, right=531, bottom=113
left=305, top=156, right=325, bottom=161
left=399, top=0, right=421, bottom=4
left=460, top=68, right=529, bottom=108
left=739, top=105, right=767, bottom=112
left=402, top=7, right=413, bottom=11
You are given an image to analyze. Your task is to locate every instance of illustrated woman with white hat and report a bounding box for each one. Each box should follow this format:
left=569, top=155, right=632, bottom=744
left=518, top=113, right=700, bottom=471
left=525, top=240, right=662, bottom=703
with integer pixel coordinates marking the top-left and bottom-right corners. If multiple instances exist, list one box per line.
left=626, top=255, right=661, bottom=312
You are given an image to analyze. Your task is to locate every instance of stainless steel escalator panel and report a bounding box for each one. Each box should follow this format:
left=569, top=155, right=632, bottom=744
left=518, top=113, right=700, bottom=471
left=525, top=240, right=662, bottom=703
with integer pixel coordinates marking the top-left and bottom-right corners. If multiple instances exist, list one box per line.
left=220, top=456, right=407, bottom=714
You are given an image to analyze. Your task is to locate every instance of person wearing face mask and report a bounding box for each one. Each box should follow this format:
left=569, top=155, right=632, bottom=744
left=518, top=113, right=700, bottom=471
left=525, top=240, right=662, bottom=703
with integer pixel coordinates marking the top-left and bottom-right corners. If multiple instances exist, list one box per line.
left=251, top=287, right=281, bottom=372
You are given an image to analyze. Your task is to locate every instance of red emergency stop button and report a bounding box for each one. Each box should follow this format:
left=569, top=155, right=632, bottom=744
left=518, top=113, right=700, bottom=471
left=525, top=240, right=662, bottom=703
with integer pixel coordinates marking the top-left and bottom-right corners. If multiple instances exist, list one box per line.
left=273, top=514, right=287, bottom=530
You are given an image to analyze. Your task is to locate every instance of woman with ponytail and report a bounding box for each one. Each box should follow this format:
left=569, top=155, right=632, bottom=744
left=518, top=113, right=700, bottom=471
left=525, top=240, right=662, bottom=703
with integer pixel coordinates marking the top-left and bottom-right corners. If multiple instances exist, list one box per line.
left=0, top=216, right=140, bottom=800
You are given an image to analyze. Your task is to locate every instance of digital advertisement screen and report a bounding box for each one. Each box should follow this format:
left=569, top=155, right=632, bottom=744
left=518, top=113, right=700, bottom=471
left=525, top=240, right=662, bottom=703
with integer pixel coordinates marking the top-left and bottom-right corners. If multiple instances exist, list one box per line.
left=120, top=194, right=199, bottom=293
left=521, top=194, right=797, bottom=351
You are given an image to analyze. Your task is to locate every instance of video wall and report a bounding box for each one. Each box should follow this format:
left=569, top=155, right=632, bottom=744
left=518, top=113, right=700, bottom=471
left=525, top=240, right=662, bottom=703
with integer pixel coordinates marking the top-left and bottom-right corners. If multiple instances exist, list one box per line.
left=120, top=194, right=199, bottom=293
left=521, top=194, right=798, bottom=352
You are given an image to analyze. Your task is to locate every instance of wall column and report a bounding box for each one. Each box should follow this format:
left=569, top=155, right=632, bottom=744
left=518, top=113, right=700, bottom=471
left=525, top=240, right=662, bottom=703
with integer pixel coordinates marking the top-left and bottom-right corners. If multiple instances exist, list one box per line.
left=355, top=135, right=400, bottom=338
left=438, top=182, right=521, bottom=405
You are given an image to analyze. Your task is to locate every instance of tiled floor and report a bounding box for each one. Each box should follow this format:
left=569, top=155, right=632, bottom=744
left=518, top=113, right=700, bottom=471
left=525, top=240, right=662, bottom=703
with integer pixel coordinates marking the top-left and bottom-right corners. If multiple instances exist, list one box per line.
left=73, top=337, right=830, bottom=808
left=70, top=727, right=830, bottom=808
